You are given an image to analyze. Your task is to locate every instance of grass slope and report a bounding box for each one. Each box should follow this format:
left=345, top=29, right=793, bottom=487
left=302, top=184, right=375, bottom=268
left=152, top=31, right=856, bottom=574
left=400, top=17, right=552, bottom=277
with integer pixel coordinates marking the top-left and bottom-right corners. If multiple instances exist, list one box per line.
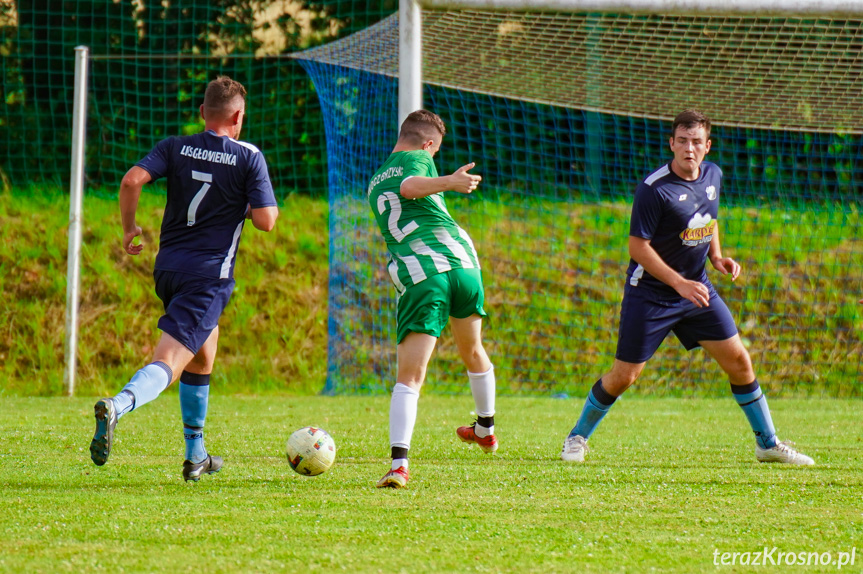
left=3, top=187, right=861, bottom=396
left=1, top=396, right=860, bottom=573
left=1, top=187, right=329, bottom=395
left=332, top=193, right=863, bottom=396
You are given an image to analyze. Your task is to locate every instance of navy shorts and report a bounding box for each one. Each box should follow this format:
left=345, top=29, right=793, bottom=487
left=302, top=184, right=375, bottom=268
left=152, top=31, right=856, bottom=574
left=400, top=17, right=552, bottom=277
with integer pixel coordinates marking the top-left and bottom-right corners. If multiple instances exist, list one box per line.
left=154, top=270, right=235, bottom=354
left=615, top=282, right=738, bottom=364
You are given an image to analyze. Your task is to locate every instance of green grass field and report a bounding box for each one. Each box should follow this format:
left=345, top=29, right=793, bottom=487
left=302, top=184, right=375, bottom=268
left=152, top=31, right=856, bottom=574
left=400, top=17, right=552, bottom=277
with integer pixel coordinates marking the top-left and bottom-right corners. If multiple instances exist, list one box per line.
left=2, top=396, right=860, bottom=573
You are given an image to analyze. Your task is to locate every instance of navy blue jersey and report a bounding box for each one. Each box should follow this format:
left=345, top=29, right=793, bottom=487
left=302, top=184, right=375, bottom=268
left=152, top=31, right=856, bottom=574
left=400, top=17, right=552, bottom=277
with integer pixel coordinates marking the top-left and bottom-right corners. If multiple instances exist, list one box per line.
left=626, top=161, right=722, bottom=296
left=136, top=130, right=277, bottom=279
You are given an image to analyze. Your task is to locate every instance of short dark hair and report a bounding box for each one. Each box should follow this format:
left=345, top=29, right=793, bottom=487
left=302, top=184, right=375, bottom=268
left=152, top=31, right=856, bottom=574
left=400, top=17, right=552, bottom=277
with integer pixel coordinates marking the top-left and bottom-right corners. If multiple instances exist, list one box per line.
left=398, top=109, right=446, bottom=146
left=671, top=109, right=711, bottom=139
left=203, top=76, right=247, bottom=117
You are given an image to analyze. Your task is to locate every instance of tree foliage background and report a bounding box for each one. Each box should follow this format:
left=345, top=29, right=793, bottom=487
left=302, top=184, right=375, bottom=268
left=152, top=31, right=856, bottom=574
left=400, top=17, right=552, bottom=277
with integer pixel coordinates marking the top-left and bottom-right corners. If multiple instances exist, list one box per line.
left=0, top=0, right=397, bottom=195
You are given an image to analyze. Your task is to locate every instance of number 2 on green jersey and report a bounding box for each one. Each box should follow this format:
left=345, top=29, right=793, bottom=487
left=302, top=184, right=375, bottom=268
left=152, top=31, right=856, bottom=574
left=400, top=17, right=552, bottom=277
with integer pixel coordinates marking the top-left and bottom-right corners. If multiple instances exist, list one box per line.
left=377, top=191, right=418, bottom=242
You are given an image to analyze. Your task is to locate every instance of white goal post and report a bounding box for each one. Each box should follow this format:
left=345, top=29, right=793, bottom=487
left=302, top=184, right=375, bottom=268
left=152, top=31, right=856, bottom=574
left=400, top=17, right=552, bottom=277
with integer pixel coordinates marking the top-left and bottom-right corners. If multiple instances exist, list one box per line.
left=65, top=45, right=88, bottom=396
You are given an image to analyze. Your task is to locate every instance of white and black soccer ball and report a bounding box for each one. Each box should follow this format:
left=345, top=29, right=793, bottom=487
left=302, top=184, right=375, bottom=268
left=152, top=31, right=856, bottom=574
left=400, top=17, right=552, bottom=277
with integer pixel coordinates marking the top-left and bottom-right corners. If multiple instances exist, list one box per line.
left=286, top=426, right=336, bottom=476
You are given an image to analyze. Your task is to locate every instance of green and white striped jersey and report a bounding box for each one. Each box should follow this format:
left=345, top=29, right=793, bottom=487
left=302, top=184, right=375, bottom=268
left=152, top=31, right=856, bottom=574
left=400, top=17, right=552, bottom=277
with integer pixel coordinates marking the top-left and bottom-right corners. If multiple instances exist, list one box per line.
left=367, top=150, right=480, bottom=293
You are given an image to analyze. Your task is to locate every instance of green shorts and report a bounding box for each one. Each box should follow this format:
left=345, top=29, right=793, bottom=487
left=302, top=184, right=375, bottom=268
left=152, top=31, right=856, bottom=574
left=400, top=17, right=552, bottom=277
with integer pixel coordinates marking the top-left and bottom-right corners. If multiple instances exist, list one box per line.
left=396, top=268, right=487, bottom=344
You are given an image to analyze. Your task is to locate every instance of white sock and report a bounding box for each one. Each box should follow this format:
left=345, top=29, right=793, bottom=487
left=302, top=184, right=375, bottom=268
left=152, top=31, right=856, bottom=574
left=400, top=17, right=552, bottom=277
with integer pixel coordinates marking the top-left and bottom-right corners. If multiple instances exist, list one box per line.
left=468, top=365, right=495, bottom=437
left=389, top=382, right=419, bottom=454
left=392, top=458, right=408, bottom=471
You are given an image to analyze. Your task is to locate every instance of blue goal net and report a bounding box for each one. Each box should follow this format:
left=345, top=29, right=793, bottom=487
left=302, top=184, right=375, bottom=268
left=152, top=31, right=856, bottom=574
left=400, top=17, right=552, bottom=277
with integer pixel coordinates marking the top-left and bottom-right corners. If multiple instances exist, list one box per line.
left=296, top=12, right=863, bottom=397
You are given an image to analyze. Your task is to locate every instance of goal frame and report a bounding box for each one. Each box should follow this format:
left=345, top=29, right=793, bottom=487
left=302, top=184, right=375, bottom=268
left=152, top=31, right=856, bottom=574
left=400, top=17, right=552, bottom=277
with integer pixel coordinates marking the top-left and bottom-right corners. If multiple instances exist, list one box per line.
left=64, top=0, right=863, bottom=395
left=398, top=0, right=863, bottom=128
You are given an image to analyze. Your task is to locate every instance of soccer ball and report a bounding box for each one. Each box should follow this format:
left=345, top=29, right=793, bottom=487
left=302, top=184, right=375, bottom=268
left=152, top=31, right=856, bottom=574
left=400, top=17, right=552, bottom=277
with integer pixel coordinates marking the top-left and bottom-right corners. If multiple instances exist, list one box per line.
left=286, top=426, right=336, bottom=476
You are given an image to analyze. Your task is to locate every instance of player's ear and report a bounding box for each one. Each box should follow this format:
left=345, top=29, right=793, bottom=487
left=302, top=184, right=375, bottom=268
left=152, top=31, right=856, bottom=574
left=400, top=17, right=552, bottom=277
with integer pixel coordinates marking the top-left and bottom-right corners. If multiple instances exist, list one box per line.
left=705, top=139, right=712, bottom=153
left=199, top=104, right=206, bottom=120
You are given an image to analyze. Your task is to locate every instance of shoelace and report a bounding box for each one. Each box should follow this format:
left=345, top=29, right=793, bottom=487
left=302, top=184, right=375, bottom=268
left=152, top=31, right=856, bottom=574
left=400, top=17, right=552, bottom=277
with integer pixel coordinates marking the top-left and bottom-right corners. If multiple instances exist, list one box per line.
left=564, top=436, right=588, bottom=452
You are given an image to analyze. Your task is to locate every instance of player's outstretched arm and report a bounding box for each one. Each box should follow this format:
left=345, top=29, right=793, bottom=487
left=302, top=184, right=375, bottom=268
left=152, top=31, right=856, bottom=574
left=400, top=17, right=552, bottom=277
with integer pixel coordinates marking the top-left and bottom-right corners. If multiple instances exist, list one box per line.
left=119, top=166, right=151, bottom=255
left=400, top=162, right=481, bottom=199
left=707, top=227, right=741, bottom=281
left=629, top=236, right=711, bottom=308
left=250, top=206, right=279, bottom=232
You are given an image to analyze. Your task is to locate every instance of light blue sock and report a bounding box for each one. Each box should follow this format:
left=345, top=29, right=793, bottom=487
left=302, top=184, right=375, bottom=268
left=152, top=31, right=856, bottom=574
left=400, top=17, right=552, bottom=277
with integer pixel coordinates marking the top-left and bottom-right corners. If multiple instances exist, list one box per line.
left=180, top=372, right=210, bottom=464
left=569, top=380, right=617, bottom=439
left=115, top=362, right=172, bottom=419
left=111, top=390, right=135, bottom=419
left=731, top=379, right=778, bottom=449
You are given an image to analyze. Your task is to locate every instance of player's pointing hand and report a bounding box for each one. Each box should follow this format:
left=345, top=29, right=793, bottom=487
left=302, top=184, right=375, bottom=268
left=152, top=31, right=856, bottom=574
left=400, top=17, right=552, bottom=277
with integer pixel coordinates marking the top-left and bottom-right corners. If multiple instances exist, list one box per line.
left=450, top=162, right=482, bottom=194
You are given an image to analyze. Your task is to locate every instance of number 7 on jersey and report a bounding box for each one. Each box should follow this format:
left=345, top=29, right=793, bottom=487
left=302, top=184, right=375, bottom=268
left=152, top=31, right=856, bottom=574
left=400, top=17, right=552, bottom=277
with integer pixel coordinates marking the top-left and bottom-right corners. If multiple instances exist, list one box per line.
left=188, top=170, right=213, bottom=227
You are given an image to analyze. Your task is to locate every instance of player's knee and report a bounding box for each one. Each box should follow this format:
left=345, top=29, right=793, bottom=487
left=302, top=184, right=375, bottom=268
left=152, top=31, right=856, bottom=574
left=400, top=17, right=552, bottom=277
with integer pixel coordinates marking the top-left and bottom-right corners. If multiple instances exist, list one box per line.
left=604, top=368, right=640, bottom=394
left=398, top=378, right=424, bottom=390
left=726, top=349, right=754, bottom=381
left=396, top=366, right=427, bottom=388
left=461, top=345, right=490, bottom=372
left=186, top=354, right=214, bottom=374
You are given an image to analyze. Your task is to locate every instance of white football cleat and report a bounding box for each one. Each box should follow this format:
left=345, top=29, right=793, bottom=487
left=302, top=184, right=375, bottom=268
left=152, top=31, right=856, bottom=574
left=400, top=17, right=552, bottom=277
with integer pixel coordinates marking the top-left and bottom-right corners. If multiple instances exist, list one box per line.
left=561, top=434, right=588, bottom=462
left=755, top=440, right=814, bottom=466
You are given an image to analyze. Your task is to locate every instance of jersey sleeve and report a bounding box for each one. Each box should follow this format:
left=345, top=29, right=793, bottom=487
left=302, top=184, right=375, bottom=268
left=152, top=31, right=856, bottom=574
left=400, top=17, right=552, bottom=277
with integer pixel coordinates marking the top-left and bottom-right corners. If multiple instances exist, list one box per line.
left=399, top=152, right=438, bottom=199
left=135, top=137, right=174, bottom=182
left=629, top=182, right=664, bottom=240
left=245, top=151, right=277, bottom=208
left=716, top=164, right=724, bottom=196
left=403, top=152, right=435, bottom=179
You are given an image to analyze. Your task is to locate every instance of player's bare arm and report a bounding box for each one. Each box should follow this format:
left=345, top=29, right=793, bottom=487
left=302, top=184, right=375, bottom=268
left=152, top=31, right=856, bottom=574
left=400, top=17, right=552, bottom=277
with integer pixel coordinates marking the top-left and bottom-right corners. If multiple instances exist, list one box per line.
left=707, top=226, right=741, bottom=281
left=250, top=205, right=279, bottom=232
left=119, top=165, right=151, bottom=255
left=629, top=236, right=710, bottom=307
left=400, top=162, right=481, bottom=199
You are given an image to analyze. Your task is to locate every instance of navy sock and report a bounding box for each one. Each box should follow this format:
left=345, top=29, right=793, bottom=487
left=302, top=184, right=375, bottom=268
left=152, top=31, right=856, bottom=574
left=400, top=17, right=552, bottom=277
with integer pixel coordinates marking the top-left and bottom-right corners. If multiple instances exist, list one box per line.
left=569, top=379, right=617, bottom=439
left=180, top=371, right=210, bottom=464
left=731, top=379, right=778, bottom=449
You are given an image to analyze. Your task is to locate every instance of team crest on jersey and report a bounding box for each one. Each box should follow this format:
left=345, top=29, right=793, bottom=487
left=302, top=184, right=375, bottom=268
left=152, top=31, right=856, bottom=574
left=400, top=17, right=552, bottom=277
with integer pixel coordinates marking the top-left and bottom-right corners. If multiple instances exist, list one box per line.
left=706, top=185, right=717, bottom=201
left=679, top=213, right=716, bottom=246
left=678, top=194, right=687, bottom=201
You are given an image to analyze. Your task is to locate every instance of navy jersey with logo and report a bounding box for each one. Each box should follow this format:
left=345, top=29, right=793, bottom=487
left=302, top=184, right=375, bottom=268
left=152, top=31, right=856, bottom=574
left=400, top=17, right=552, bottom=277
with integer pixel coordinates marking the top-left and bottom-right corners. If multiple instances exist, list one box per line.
left=627, top=161, right=722, bottom=296
left=136, top=130, right=277, bottom=279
